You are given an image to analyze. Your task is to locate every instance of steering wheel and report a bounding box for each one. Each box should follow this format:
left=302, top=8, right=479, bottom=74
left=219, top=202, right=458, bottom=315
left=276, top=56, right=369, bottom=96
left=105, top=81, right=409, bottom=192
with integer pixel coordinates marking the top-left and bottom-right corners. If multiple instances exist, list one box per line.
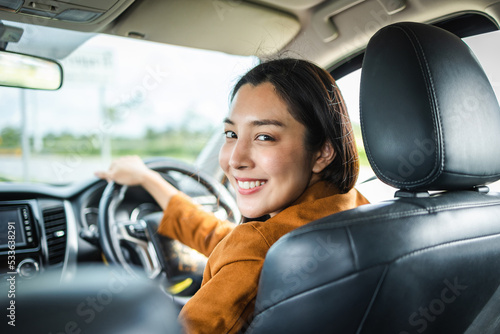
left=98, top=158, right=240, bottom=289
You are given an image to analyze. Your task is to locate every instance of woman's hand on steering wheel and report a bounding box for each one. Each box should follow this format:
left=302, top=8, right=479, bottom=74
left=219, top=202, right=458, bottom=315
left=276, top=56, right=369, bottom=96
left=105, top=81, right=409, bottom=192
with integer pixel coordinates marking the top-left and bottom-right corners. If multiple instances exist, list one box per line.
left=96, top=155, right=179, bottom=210
left=95, top=155, right=152, bottom=186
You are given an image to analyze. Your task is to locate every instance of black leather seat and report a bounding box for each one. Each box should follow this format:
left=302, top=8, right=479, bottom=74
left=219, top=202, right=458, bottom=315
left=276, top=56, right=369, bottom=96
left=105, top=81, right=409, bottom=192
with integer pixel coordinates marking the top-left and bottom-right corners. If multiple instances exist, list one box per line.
left=246, top=22, right=500, bottom=333
left=3, top=265, right=181, bottom=334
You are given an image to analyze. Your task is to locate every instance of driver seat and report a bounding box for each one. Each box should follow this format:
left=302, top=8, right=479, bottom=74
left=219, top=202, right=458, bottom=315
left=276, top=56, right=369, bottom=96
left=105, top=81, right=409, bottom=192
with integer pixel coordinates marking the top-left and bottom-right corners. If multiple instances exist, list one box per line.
left=246, top=22, right=500, bottom=333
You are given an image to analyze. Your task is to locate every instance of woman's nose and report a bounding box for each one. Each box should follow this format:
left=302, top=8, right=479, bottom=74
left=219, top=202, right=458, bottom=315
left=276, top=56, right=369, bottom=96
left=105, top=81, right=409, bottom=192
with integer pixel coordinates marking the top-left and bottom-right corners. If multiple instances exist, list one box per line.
left=229, top=139, right=252, bottom=170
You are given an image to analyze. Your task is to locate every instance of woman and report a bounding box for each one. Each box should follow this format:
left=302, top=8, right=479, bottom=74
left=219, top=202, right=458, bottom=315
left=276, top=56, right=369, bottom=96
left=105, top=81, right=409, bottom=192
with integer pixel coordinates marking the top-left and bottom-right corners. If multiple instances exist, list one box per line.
left=96, top=58, right=369, bottom=333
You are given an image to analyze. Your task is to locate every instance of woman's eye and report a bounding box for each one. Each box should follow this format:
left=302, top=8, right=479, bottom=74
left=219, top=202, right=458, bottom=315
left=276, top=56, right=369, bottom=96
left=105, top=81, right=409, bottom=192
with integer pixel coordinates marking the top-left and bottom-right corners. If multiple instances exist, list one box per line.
left=256, top=134, right=274, bottom=141
left=224, top=131, right=237, bottom=139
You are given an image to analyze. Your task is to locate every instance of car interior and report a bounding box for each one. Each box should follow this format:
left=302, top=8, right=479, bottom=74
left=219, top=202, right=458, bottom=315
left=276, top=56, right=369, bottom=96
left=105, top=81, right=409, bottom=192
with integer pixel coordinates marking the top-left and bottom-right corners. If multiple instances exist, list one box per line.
left=2, top=0, right=500, bottom=333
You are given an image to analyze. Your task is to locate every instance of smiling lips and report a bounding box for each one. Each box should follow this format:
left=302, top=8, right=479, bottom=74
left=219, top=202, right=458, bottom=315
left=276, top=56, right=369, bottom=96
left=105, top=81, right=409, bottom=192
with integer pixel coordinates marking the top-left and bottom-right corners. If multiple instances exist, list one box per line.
left=236, top=179, right=266, bottom=194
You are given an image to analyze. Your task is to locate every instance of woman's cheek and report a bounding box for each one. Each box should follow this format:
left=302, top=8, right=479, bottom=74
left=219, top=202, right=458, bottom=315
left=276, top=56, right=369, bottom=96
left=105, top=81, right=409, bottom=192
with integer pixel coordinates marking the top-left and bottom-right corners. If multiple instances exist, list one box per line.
left=264, top=144, right=295, bottom=168
left=219, top=143, right=231, bottom=173
left=258, top=148, right=285, bottom=175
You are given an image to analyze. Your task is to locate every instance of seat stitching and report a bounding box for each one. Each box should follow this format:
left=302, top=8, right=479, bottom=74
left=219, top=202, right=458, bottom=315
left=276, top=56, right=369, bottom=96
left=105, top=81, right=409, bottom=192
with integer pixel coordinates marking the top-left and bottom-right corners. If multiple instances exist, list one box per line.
left=356, top=265, right=389, bottom=334
left=279, top=199, right=500, bottom=239
left=346, top=226, right=359, bottom=271
left=426, top=200, right=500, bottom=212
left=390, top=25, right=442, bottom=186
left=279, top=208, right=428, bottom=238
left=407, top=26, right=445, bottom=185
left=394, top=232, right=500, bottom=263
left=440, top=170, right=500, bottom=177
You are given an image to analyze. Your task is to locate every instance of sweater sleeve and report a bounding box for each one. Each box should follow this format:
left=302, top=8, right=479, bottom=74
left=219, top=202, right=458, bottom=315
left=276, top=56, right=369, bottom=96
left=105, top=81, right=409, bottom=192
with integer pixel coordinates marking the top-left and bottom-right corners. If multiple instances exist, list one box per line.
left=157, top=193, right=236, bottom=257
left=180, top=260, right=262, bottom=333
left=179, top=224, right=269, bottom=334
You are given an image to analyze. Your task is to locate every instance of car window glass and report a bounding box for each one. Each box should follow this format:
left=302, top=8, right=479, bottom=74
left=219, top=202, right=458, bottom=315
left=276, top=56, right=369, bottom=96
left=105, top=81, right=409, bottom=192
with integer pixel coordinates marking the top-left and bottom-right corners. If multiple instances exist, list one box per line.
left=0, top=25, right=257, bottom=184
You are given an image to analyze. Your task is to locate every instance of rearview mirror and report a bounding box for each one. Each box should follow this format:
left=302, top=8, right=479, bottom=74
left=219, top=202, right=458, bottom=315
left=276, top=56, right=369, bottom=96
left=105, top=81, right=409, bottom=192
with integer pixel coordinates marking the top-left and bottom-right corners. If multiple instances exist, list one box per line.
left=0, top=50, right=63, bottom=90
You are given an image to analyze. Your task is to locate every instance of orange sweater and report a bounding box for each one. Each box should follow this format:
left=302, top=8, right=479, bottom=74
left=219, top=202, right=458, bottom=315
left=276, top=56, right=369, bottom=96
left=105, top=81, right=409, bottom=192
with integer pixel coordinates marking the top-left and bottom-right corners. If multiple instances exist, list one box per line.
left=158, top=181, right=369, bottom=333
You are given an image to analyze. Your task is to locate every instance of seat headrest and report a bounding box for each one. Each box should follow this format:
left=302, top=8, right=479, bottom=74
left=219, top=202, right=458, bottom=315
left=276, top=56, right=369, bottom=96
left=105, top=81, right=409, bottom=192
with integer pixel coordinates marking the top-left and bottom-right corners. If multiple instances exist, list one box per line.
left=360, top=22, right=500, bottom=191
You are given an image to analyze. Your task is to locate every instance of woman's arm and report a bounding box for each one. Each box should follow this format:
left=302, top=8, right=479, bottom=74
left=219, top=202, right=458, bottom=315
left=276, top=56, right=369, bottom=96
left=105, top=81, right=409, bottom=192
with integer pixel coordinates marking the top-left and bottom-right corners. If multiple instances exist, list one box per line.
left=96, top=155, right=235, bottom=255
left=95, top=155, right=178, bottom=210
left=159, top=193, right=235, bottom=256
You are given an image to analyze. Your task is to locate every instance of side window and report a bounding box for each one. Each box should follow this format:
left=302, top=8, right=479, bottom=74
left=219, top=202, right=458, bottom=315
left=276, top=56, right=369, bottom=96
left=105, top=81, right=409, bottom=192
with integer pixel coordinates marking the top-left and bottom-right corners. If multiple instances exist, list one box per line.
left=336, top=69, right=371, bottom=181
left=464, top=30, right=500, bottom=191
left=464, top=30, right=500, bottom=104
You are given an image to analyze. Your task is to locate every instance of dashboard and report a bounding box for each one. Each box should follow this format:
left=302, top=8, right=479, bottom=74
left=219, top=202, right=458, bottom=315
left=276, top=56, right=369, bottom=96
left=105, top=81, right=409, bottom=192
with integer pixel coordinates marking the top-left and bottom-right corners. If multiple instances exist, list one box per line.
left=0, top=171, right=229, bottom=284
left=0, top=182, right=86, bottom=282
left=1, top=201, right=44, bottom=278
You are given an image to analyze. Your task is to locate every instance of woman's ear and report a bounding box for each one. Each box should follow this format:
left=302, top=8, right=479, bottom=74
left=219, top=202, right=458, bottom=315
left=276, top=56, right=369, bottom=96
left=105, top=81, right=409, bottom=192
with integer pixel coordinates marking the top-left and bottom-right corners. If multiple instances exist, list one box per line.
left=312, top=141, right=336, bottom=174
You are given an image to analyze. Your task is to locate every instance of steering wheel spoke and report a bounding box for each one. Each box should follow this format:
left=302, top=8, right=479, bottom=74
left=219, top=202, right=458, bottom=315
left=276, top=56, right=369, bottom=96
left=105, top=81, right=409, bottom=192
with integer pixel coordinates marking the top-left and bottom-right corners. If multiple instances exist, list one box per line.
left=115, top=220, right=148, bottom=242
left=112, top=220, right=162, bottom=279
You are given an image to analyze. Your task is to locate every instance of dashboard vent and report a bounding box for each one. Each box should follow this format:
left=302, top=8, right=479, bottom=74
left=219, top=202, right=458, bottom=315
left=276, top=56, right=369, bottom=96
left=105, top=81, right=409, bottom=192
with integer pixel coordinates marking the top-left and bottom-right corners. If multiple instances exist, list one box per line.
left=42, top=206, right=67, bottom=265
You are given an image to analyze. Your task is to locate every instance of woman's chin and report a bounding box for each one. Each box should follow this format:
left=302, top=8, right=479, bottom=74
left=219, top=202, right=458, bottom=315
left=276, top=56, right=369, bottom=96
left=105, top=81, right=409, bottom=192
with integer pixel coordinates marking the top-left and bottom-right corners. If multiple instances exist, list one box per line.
left=241, top=212, right=264, bottom=220
left=237, top=196, right=282, bottom=220
left=238, top=206, right=268, bottom=220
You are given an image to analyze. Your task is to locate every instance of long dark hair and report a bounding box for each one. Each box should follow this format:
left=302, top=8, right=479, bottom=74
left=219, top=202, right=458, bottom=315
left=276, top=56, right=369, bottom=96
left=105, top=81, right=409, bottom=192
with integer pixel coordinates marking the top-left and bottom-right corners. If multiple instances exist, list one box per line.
left=231, top=58, right=359, bottom=193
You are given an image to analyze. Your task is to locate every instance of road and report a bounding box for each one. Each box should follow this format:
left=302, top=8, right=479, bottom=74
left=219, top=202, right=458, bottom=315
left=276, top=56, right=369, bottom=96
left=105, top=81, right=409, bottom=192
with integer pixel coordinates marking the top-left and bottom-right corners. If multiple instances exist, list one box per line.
left=0, top=154, right=108, bottom=184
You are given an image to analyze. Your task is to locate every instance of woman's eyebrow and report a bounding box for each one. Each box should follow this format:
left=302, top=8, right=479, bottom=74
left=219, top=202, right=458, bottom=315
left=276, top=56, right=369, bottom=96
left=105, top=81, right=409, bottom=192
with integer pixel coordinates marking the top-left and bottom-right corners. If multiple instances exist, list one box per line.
left=223, top=118, right=284, bottom=127
left=251, top=119, right=285, bottom=127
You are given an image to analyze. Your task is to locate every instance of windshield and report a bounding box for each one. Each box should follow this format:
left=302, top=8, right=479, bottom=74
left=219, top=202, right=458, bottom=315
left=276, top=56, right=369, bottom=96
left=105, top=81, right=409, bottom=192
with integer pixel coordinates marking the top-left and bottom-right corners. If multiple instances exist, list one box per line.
left=0, top=21, right=257, bottom=184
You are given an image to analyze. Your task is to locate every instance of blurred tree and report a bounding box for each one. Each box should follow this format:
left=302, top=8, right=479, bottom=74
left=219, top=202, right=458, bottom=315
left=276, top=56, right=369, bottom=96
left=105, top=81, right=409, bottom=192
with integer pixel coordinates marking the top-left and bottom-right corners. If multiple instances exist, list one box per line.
left=0, top=127, right=21, bottom=148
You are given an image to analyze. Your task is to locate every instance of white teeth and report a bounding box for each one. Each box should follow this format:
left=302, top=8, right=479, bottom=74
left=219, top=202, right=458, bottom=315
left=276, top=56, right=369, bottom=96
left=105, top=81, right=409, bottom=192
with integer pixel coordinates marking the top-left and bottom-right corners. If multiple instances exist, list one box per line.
left=238, top=180, right=265, bottom=190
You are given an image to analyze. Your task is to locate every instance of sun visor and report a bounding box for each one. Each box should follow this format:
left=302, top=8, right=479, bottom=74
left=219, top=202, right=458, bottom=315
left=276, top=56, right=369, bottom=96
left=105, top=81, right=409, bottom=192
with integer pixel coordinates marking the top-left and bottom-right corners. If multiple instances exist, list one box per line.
left=109, top=0, right=301, bottom=57
left=0, top=0, right=136, bottom=33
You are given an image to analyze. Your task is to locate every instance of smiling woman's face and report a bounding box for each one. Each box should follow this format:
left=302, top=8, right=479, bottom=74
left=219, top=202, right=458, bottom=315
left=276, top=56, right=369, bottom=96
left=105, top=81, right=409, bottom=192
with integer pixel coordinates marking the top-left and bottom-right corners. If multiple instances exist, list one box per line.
left=219, top=82, right=322, bottom=219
